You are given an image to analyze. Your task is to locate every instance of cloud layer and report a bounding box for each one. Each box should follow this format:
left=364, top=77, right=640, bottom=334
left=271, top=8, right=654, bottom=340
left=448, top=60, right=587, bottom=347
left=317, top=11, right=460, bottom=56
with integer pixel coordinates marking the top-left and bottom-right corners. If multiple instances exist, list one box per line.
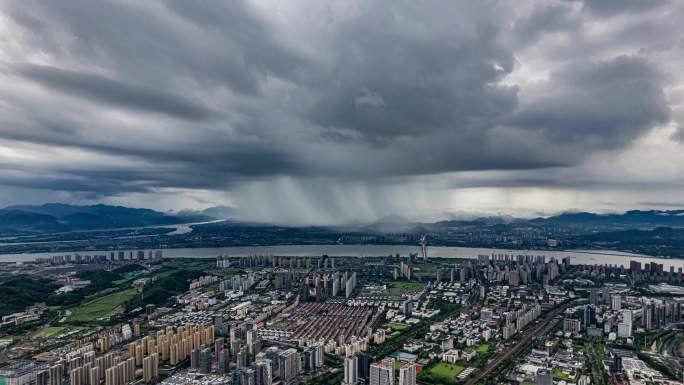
left=1, top=0, right=684, bottom=224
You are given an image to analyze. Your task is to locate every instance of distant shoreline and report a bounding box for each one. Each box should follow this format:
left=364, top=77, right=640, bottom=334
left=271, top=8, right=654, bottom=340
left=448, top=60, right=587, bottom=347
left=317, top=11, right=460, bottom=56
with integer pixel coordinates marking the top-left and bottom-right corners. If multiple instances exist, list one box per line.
left=556, top=249, right=670, bottom=258
left=2, top=244, right=683, bottom=270
left=0, top=245, right=652, bottom=259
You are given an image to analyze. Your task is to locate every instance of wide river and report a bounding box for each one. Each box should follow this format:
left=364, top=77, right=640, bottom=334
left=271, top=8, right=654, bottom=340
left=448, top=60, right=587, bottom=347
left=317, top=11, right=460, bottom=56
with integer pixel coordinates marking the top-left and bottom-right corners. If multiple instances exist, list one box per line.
left=1, top=245, right=684, bottom=270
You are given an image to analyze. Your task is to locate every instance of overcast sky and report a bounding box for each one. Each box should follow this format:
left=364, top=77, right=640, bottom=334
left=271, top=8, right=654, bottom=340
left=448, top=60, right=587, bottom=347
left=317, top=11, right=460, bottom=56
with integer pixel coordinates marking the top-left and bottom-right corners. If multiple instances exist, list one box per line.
left=1, top=0, right=684, bottom=224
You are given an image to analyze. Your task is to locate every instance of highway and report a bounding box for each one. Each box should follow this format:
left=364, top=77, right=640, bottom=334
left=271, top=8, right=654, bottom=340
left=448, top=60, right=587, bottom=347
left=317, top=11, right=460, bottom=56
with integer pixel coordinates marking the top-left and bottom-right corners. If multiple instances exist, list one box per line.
left=465, top=300, right=575, bottom=385
left=659, top=326, right=684, bottom=379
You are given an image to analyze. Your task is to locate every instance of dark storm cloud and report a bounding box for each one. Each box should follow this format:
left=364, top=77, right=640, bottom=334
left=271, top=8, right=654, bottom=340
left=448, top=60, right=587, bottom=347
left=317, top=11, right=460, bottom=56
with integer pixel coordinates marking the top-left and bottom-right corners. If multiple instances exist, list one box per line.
left=16, top=64, right=215, bottom=121
left=304, top=5, right=518, bottom=142
left=0, top=162, right=151, bottom=194
left=512, top=2, right=580, bottom=47
left=0, top=175, right=148, bottom=195
left=511, top=55, right=670, bottom=149
left=2, top=0, right=307, bottom=95
left=160, top=0, right=309, bottom=85
left=0, top=0, right=680, bottom=214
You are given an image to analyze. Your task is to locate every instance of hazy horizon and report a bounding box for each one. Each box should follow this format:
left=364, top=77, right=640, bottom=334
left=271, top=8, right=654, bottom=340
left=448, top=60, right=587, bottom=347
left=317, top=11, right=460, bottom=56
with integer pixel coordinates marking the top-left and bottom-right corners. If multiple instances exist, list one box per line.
left=6, top=201, right=684, bottom=228
left=2, top=1, right=684, bottom=225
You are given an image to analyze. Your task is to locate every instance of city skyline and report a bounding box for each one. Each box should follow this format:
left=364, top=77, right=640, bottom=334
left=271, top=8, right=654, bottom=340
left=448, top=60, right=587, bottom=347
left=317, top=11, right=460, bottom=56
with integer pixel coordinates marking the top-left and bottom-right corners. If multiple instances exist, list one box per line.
left=1, top=1, right=684, bottom=224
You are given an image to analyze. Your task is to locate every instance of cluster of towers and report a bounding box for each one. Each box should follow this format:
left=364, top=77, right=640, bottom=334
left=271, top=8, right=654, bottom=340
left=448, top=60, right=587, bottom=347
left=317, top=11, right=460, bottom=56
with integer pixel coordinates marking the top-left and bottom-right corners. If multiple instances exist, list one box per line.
left=300, top=271, right=357, bottom=301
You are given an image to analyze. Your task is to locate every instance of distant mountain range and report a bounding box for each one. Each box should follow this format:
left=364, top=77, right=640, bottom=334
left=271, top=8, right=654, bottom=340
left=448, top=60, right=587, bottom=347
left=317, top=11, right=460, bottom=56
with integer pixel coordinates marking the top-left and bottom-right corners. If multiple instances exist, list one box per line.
left=175, top=205, right=238, bottom=221
left=349, top=214, right=523, bottom=234
left=529, top=210, right=684, bottom=228
left=3, top=203, right=684, bottom=236
left=0, top=203, right=214, bottom=235
left=351, top=210, right=684, bottom=234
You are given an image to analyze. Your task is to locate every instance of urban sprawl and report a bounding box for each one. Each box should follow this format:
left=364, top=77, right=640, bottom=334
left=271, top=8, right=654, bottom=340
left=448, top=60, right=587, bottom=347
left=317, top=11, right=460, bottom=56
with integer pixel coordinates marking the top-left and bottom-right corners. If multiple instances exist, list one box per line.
left=1, top=247, right=683, bottom=385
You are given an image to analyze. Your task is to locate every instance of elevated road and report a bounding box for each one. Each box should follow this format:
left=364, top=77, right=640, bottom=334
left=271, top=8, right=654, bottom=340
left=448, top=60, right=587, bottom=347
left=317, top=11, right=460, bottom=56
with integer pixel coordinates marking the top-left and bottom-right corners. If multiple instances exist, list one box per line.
left=465, top=300, right=576, bottom=385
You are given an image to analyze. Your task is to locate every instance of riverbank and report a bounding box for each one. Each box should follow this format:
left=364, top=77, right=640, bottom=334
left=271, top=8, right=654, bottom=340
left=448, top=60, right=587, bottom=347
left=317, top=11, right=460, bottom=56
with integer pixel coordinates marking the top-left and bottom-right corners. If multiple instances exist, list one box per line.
left=2, top=244, right=684, bottom=270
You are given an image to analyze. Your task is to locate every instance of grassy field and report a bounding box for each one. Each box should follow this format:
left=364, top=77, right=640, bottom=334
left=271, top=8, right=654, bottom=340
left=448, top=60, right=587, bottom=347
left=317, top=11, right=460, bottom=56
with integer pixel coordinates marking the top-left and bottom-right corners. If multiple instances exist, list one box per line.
left=554, top=368, right=573, bottom=380
left=204, top=283, right=220, bottom=292
left=387, top=281, right=425, bottom=295
left=34, top=326, right=82, bottom=338
left=476, top=343, right=490, bottom=353
left=0, top=335, right=21, bottom=343
left=391, top=281, right=425, bottom=290
left=385, top=322, right=409, bottom=331
left=429, top=363, right=465, bottom=380
left=34, top=326, right=67, bottom=338
left=210, top=269, right=242, bottom=278
left=68, top=288, right=138, bottom=322
left=84, top=287, right=119, bottom=299
left=413, top=265, right=439, bottom=279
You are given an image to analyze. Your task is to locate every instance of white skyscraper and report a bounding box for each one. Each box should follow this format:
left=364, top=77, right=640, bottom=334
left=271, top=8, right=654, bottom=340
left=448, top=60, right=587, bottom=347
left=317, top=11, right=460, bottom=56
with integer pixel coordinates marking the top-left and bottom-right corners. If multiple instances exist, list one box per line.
left=345, top=272, right=357, bottom=298
left=369, top=360, right=393, bottom=385
left=344, top=356, right=358, bottom=385
left=398, top=364, right=416, bottom=385
left=480, top=307, right=493, bottom=321
left=611, top=294, right=622, bottom=311
left=617, top=309, right=632, bottom=338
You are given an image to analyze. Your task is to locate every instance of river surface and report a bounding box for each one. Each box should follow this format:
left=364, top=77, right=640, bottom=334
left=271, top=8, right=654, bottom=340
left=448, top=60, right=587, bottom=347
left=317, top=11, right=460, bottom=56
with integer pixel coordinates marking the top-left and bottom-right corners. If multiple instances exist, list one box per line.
left=0, top=220, right=223, bottom=245
left=1, top=244, right=684, bottom=270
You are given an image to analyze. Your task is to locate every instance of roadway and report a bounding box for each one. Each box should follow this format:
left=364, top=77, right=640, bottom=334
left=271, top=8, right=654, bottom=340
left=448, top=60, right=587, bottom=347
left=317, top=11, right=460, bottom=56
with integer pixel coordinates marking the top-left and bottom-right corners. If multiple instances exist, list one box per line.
left=465, top=300, right=576, bottom=385
left=658, top=325, right=684, bottom=379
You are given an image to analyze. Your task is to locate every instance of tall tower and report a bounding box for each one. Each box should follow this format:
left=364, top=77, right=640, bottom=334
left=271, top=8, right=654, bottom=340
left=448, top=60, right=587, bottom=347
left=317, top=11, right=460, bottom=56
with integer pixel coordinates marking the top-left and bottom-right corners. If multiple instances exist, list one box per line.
left=420, top=235, right=428, bottom=263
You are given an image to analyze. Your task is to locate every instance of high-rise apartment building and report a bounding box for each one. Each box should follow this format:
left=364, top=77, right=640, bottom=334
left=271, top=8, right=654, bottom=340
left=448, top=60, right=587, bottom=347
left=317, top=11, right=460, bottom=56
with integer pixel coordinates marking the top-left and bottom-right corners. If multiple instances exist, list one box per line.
left=343, top=356, right=358, bottom=385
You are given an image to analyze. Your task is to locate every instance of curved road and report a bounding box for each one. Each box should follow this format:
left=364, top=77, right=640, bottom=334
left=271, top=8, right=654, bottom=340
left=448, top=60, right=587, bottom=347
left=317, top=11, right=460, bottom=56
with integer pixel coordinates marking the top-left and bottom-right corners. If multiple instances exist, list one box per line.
left=660, top=329, right=684, bottom=377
